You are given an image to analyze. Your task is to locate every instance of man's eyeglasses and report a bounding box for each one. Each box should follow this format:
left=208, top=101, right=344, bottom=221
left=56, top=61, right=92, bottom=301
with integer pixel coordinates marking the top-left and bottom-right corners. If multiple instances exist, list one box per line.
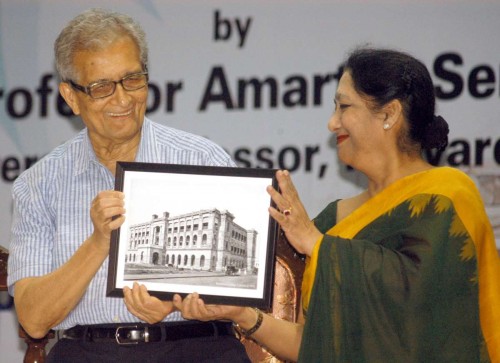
left=69, top=72, right=149, bottom=99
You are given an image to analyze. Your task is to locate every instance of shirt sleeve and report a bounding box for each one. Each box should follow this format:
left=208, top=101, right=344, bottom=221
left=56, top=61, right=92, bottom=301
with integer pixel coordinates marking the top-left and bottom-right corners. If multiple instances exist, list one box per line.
left=7, top=172, right=55, bottom=295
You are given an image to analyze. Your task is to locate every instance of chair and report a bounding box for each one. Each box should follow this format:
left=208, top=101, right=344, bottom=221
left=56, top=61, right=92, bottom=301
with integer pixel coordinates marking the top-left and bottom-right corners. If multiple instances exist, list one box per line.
left=0, top=245, right=54, bottom=363
left=240, top=233, right=305, bottom=362
left=0, top=246, right=7, bottom=289
left=1, top=233, right=305, bottom=363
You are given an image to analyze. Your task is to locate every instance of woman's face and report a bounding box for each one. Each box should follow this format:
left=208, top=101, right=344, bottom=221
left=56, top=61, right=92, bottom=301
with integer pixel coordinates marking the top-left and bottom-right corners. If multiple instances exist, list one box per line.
left=328, top=71, right=386, bottom=169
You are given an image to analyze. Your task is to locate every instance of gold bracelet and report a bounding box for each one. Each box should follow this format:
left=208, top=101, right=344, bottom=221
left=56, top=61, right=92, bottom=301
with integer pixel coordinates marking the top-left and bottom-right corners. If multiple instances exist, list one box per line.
left=233, top=308, right=264, bottom=338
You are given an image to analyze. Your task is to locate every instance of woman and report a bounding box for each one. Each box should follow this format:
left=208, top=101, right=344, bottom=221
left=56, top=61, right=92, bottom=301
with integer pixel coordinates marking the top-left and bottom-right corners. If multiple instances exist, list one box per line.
left=173, top=47, right=500, bottom=362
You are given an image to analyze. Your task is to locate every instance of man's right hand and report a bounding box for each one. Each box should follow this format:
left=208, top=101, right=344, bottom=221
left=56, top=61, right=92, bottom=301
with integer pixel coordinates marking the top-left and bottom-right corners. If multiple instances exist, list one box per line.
left=89, top=190, right=126, bottom=250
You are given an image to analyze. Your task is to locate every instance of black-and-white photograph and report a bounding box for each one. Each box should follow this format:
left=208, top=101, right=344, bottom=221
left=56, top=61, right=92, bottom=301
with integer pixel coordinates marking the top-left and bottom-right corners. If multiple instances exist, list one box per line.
left=107, top=162, right=278, bottom=308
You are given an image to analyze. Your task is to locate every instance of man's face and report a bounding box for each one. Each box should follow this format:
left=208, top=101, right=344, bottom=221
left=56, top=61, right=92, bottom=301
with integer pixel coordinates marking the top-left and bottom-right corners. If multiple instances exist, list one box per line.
left=60, top=36, right=148, bottom=147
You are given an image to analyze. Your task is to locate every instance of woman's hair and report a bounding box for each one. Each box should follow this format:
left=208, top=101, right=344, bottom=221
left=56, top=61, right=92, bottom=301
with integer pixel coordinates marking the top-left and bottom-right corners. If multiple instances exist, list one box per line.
left=343, top=47, right=449, bottom=152
left=54, top=8, right=148, bottom=82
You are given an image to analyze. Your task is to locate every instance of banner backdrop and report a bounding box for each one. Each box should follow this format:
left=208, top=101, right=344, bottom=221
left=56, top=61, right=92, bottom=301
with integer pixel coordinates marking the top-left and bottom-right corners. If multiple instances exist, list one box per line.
left=1, top=0, right=499, bottom=360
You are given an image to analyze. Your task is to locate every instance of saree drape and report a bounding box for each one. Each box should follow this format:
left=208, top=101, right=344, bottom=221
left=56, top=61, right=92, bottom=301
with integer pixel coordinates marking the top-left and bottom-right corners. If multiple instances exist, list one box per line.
left=299, top=167, right=500, bottom=362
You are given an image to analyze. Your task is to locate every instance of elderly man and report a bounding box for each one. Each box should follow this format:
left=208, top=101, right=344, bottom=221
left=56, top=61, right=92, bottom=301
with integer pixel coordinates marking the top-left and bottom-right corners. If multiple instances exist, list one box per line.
left=7, top=8, right=250, bottom=362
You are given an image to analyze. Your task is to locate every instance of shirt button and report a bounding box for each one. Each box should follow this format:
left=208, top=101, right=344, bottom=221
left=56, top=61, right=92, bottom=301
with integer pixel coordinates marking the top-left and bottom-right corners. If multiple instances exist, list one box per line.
left=113, top=316, right=120, bottom=323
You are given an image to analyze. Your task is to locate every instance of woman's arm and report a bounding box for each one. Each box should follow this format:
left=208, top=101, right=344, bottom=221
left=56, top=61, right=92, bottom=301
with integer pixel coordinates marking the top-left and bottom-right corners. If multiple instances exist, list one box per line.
left=173, top=293, right=303, bottom=362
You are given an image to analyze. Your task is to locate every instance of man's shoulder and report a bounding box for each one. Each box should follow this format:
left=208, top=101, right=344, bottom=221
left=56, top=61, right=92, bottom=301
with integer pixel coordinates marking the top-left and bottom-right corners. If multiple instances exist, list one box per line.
left=15, top=130, right=86, bottom=182
left=145, top=119, right=234, bottom=166
left=147, top=119, right=233, bottom=159
left=148, top=119, right=217, bottom=147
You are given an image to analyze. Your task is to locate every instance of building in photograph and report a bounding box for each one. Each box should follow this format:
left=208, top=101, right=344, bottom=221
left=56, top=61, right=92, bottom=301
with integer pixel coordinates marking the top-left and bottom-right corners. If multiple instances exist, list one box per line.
left=125, top=208, right=258, bottom=273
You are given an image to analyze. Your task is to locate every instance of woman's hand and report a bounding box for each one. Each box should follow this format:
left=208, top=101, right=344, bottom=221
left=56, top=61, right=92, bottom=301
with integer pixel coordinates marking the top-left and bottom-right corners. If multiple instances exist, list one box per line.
left=123, top=282, right=175, bottom=324
left=174, top=293, right=302, bottom=362
left=173, top=293, right=245, bottom=322
left=267, top=170, right=323, bottom=256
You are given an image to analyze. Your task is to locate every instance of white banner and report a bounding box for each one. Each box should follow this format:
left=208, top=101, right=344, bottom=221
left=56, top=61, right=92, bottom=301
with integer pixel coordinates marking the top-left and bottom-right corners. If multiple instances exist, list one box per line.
left=1, top=1, right=499, bottom=360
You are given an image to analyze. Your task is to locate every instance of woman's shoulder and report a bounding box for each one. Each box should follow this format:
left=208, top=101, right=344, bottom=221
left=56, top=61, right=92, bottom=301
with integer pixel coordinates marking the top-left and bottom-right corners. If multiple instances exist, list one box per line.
left=425, top=166, right=481, bottom=199
left=429, top=166, right=471, bottom=181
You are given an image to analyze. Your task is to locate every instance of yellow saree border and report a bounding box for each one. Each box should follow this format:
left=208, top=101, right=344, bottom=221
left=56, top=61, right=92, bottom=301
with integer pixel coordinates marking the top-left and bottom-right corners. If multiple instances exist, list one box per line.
left=302, top=167, right=500, bottom=360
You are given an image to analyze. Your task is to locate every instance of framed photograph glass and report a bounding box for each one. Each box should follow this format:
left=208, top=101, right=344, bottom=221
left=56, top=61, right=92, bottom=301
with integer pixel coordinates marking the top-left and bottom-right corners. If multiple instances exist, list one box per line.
left=107, top=161, right=279, bottom=309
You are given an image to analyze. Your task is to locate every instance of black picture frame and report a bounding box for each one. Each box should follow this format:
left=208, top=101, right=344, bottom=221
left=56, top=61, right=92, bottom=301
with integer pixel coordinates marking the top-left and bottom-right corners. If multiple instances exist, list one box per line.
left=107, top=161, right=278, bottom=309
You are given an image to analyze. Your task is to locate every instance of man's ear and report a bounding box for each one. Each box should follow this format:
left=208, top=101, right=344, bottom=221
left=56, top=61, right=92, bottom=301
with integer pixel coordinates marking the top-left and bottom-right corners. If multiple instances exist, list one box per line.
left=382, top=99, right=403, bottom=129
left=59, top=82, right=80, bottom=115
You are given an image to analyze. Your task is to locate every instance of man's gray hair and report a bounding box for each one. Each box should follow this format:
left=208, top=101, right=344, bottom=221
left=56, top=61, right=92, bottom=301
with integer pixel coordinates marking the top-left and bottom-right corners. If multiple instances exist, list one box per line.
left=54, top=8, right=148, bottom=82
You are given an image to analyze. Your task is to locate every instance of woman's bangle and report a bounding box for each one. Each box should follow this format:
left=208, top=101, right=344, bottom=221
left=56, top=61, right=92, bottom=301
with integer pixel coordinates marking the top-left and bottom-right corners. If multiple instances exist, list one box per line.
left=233, top=307, right=264, bottom=338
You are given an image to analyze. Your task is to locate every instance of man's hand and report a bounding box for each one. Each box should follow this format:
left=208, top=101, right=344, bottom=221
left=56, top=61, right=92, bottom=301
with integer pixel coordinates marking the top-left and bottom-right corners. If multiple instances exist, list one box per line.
left=89, top=191, right=126, bottom=251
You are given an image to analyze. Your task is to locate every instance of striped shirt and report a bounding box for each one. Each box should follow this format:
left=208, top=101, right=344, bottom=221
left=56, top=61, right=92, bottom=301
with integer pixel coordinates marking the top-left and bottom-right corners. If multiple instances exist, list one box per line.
left=7, top=117, right=235, bottom=329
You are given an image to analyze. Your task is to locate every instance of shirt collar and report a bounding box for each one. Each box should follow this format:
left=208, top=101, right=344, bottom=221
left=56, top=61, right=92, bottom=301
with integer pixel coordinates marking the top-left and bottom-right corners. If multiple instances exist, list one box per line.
left=73, top=117, right=155, bottom=175
left=74, top=129, right=95, bottom=176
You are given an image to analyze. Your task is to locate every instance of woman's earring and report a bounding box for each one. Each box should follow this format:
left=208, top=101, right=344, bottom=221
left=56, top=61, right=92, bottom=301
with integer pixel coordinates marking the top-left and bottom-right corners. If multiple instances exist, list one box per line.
left=383, top=123, right=390, bottom=130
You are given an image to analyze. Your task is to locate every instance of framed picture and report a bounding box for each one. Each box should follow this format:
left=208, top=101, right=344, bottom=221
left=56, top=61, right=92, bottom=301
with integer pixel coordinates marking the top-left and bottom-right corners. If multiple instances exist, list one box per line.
left=107, top=161, right=279, bottom=309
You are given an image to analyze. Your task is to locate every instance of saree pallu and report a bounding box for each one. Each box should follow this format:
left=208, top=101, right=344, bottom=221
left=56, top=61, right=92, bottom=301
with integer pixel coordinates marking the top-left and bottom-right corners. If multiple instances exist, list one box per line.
left=299, top=167, right=500, bottom=362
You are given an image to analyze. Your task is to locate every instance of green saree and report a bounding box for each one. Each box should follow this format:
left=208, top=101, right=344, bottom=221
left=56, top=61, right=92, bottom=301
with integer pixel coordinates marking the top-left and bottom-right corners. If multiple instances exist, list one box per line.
left=299, top=167, right=500, bottom=362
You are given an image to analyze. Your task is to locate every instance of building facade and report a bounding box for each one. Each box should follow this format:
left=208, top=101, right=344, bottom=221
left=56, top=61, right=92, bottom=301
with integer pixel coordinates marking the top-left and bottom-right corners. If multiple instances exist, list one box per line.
left=125, top=208, right=258, bottom=273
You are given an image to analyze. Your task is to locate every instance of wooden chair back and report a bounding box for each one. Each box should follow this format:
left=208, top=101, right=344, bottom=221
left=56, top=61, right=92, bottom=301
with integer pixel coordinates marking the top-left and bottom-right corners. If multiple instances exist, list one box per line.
left=0, top=246, right=7, bottom=290
left=241, top=233, right=305, bottom=362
